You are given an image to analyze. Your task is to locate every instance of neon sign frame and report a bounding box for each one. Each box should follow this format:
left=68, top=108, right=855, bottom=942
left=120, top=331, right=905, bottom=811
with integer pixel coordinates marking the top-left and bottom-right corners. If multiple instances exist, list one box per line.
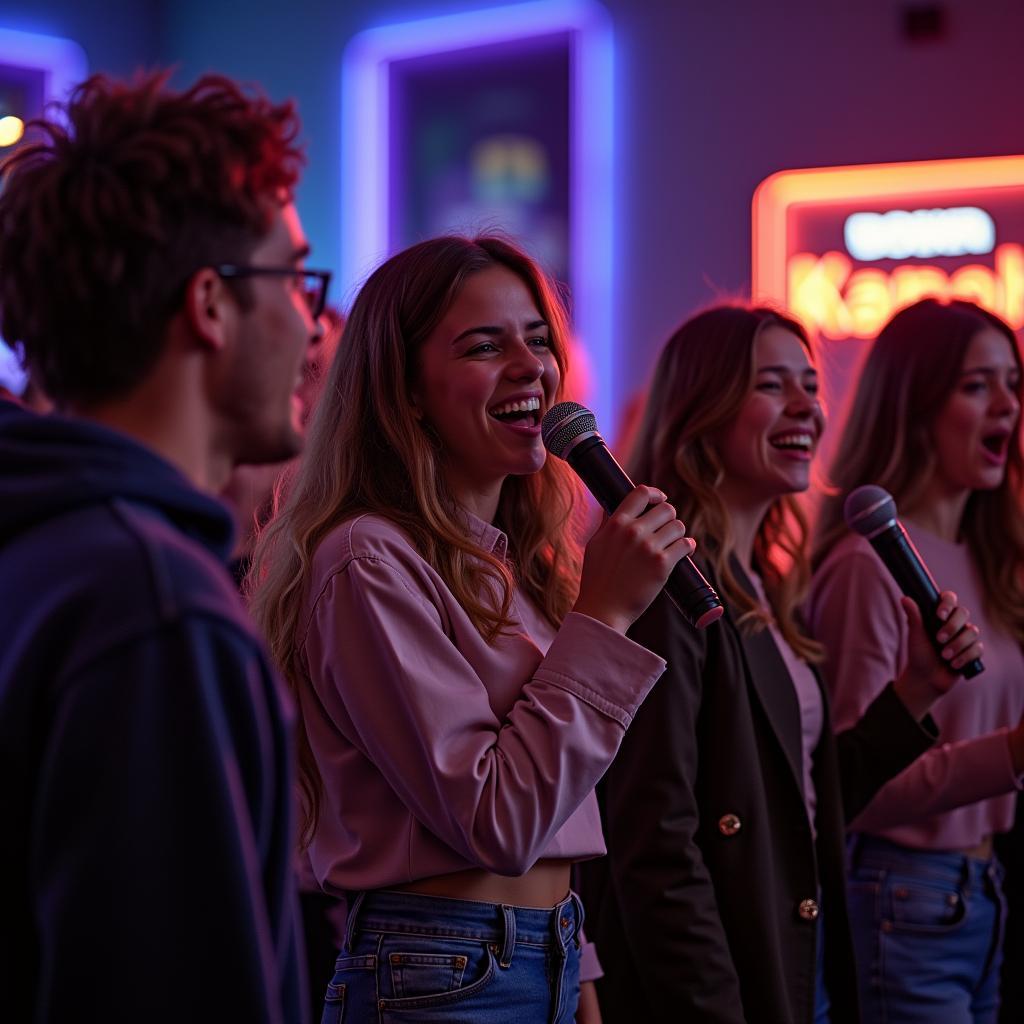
left=753, top=154, right=1024, bottom=309
left=340, top=0, right=616, bottom=435
left=0, top=27, right=87, bottom=115
left=0, top=27, right=86, bottom=395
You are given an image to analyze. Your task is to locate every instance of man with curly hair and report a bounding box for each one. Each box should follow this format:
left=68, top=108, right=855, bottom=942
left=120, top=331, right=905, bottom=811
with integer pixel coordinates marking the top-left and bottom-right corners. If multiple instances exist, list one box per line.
left=0, top=71, right=328, bottom=1022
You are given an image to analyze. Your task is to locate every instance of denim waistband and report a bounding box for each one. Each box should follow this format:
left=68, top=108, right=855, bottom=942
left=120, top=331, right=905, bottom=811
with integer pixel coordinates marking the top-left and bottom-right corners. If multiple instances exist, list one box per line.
left=848, top=833, right=999, bottom=887
left=342, top=889, right=584, bottom=968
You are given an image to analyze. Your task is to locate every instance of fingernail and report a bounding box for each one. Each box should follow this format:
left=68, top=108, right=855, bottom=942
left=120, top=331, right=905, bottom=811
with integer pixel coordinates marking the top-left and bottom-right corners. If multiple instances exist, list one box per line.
left=938, top=607, right=950, bottom=620
left=937, top=631, right=949, bottom=643
left=942, top=646, right=953, bottom=658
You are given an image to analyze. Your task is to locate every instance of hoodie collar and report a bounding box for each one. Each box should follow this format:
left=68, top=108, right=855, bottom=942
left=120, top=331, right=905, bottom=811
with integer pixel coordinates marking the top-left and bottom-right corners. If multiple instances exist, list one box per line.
left=0, top=402, right=234, bottom=560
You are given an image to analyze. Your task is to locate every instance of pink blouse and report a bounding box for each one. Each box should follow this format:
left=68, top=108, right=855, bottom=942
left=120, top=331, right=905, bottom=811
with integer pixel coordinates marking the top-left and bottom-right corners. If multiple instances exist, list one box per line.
left=749, top=572, right=824, bottom=833
left=297, top=511, right=666, bottom=892
left=808, top=526, right=1024, bottom=849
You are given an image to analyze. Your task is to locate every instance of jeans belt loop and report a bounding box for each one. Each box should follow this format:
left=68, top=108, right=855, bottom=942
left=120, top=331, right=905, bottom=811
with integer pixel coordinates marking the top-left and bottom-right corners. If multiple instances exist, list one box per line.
left=847, top=832, right=864, bottom=872
left=498, top=904, right=516, bottom=968
left=961, top=855, right=973, bottom=895
left=570, top=891, right=584, bottom=948
left=342, top=891, right=366, bottom=953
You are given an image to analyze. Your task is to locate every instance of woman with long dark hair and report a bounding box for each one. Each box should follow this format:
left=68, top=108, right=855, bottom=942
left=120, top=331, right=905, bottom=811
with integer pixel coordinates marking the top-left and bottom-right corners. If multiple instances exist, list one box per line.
left=809, top=298, right=1024, bottom=1023
left=584, top=304, right=981, bottom=1024
left=249, top=235, right=694, bottom=1021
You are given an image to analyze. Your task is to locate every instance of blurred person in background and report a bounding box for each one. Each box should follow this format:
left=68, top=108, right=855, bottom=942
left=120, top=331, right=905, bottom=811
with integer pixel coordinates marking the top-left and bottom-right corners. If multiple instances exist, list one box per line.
left=0, top=71, right=327, bottom=1023
left=809, top=298, right=1024, bottom=1024
left=585, top=304, right=981, bottom=1024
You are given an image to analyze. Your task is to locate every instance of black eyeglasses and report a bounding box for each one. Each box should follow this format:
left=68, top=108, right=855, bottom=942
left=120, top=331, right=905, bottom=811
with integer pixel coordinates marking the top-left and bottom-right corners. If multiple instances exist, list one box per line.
left=216, top=264, right=332, bottom=320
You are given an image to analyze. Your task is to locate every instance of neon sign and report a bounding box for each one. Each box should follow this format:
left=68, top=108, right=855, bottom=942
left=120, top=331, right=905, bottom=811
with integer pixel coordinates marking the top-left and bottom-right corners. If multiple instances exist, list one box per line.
left=844, top=206, right=995, bottom=262
left=752, top=155, right=1024, bottom=340
left=788, top=242, right=1024, bottom=340
left=341, top=0, right=616, bottom=435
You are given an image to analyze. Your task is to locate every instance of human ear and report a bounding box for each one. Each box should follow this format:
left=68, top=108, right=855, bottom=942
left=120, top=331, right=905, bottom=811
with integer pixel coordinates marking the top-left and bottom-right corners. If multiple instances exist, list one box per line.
left=183, top=267, right=234, bottom=351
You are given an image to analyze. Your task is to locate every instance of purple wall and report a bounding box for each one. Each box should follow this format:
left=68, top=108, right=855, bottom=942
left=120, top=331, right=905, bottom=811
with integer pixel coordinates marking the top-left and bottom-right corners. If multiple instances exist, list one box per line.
left=1, top=0, right=1022, bottom=427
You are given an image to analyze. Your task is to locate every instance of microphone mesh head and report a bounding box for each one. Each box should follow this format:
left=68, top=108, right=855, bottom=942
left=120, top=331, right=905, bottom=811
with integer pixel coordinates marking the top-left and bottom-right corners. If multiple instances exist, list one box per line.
left=844, top=484, right=897, bottom=536
left=541, top=401, right=599, bottom=459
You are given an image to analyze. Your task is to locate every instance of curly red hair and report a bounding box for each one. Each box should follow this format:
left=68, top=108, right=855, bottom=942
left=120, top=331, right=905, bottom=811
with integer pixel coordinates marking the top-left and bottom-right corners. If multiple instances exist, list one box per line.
left=0, top=70, right=304, bottom=405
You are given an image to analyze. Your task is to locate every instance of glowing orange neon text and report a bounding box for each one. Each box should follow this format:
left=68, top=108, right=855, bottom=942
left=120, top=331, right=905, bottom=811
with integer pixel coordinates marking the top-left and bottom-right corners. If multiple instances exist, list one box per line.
left=787, top=243, right=1024, bottom=339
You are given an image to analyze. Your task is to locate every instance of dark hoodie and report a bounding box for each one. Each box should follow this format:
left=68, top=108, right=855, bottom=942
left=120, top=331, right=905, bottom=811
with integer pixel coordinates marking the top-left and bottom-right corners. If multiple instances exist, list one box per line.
left=0, top=400, right=305, bottom=1023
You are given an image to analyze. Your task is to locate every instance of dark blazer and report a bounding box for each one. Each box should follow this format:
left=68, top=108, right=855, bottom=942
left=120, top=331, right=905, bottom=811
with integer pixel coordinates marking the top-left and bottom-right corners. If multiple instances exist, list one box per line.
left=583, top=560, right=936, bottom=1024
left=995, top=793, right=1024, bottom=1023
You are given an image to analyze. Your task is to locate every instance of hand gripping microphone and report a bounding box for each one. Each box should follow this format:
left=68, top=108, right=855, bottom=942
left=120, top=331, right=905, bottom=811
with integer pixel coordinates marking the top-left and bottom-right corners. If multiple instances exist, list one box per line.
left=541, top=401, right=724, bottom=629
left=844, top=484, right=984, bottom=679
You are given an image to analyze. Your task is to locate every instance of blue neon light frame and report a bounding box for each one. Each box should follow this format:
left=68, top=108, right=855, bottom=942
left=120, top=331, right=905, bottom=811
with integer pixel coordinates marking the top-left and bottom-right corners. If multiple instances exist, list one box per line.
left=0, top=27, right=86, bottom=120
left=341, top=0, right=616, bottom=436
left=0, top=27, right=87, bottom=395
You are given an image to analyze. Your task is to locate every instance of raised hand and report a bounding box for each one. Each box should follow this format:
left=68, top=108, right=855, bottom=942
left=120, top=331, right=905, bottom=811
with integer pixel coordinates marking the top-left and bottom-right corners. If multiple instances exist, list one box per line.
left=893, top=592, right=983, bottom=720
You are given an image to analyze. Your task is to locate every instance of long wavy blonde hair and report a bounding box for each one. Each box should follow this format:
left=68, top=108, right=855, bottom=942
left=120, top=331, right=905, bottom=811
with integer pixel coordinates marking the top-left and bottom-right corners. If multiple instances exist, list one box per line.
left=813, top=298, right=1024, bottom=640
left=627, top=304, right=823, bottom=661
left=248, top=235, right=583, bottom=843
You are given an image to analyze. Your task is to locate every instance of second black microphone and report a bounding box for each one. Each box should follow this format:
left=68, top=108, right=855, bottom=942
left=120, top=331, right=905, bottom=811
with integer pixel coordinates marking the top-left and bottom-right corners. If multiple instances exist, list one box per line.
left=844, top=484, right=984, bottom=679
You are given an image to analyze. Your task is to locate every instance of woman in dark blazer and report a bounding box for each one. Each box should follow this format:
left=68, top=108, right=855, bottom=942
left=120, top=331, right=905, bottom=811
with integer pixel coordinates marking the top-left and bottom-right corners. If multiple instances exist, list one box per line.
left=582, top=306, right=983, bottom=1024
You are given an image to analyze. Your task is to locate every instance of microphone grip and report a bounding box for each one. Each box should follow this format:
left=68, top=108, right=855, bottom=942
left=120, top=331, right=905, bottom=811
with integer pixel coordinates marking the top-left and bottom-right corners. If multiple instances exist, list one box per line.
left=868, top=527, right=984, bottom=679
left=566, top=437, right=723, bottom=629
left=566, top=436, right=636, bottom=516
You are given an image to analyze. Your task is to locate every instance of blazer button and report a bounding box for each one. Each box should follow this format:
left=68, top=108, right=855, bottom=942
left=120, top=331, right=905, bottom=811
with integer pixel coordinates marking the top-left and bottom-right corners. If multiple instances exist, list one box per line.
left=718, top=813, right=742, bottom=837
left=798, top=898, right=820, bottom=921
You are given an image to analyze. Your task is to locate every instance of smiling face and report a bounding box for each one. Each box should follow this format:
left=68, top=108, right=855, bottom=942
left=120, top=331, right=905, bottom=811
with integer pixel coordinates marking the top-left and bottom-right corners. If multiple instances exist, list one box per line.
left=715, top=324, right=824, bottom=505
left=412, top=264, right=560, bottom=515
left=929, top=327, right=1021, bottom=495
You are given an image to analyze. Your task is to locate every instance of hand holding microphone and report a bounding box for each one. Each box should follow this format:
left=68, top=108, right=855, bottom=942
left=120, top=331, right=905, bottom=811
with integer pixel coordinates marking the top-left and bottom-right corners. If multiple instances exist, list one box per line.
left=896, top=594, right=983, bottom=718
left=844, top=485, right=985, bottom=717
left=542, top=401, right=724, bottom=632
left=572, top=484, right=697, bottom=634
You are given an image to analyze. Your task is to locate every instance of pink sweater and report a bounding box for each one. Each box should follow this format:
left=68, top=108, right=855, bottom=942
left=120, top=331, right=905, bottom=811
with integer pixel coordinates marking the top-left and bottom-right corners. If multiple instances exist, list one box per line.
left=298, top=511, right=666, bottom=891
left=808, top=525, right=1024, bottom=849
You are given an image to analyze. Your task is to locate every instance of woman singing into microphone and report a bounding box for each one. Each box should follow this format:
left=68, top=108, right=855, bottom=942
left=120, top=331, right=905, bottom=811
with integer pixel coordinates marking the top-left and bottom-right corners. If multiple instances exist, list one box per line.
left=249, top=235, right=694, bottom=1022
left=808, top=298, right=1024, bottom=1023
left=583, top=305, right=982, bottom=1024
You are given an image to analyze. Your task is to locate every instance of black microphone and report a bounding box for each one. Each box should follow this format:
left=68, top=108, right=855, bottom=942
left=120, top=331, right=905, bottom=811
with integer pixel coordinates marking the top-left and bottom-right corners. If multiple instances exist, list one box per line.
left=541, top=401, right=724, bottom=629
left=844, top=485, right=983, bottom=679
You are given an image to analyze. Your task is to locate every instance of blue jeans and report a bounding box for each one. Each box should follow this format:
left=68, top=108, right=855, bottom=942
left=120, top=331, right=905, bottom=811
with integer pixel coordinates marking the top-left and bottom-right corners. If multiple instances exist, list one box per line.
left=320, top=889, right=583, bottom=1023
left=847, top=834, right=1006, bottom=1024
